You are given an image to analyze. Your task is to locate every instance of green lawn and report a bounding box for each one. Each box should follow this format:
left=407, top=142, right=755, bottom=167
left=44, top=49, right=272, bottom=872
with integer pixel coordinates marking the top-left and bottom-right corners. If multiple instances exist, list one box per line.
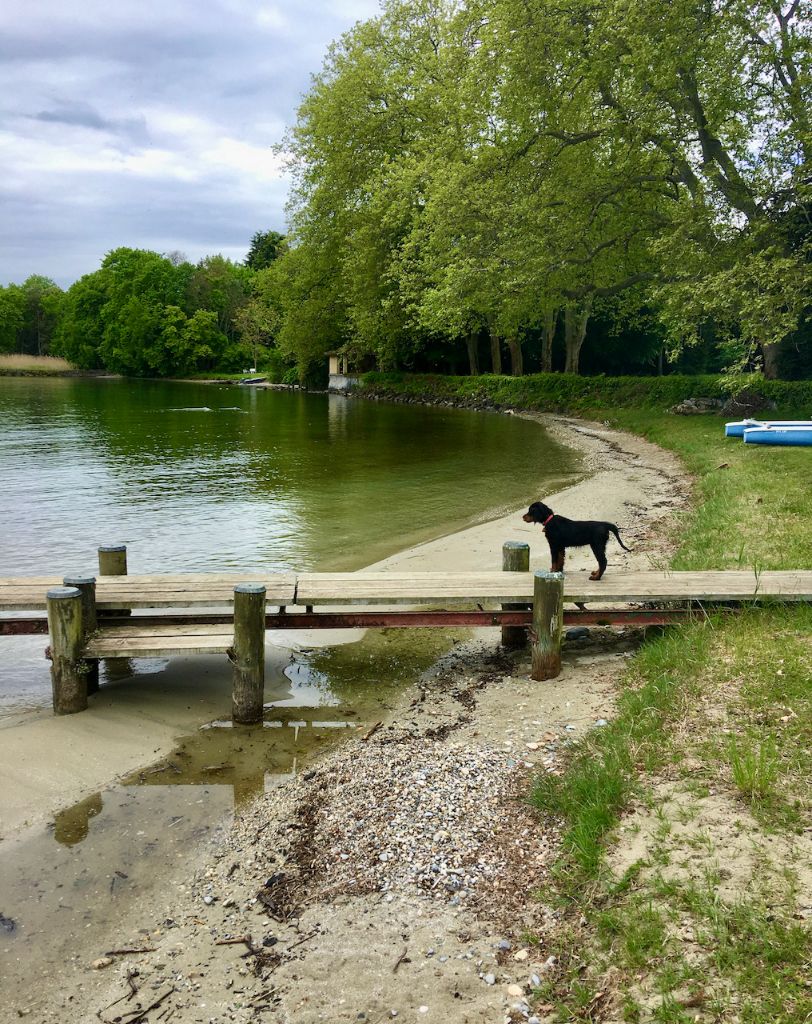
left=609, top=411, right=812, bottom=570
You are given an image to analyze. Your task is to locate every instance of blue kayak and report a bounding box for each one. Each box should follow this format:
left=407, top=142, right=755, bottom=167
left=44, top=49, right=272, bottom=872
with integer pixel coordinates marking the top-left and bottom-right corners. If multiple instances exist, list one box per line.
left=726, top=419, right=812, bottom=437
left=743, top=426, right=812, bottom=446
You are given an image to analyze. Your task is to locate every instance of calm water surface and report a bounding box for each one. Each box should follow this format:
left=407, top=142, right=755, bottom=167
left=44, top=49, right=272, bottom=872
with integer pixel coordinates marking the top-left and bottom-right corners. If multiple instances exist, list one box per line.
left=0, top=377, right=575, bottom=576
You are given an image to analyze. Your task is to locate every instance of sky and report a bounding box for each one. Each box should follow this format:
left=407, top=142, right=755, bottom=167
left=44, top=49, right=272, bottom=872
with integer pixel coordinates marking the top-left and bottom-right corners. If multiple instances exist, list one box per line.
left=0, top=0, right=381, bottom=288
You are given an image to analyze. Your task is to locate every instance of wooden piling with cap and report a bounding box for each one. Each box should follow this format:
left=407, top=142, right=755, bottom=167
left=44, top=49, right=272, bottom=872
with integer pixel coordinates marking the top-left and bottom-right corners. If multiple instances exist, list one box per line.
left=501, top=540, right=530, bottom=648
left=47, top=586, right=87, bottom=714
left=531, top=570, right=564, bottom=680
left=231, top=583, right=266, bottom=724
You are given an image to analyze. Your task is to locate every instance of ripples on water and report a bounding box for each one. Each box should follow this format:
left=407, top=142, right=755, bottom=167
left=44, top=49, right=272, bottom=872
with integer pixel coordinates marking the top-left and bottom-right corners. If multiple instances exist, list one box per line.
left=0, top=377, right=577, bottom=577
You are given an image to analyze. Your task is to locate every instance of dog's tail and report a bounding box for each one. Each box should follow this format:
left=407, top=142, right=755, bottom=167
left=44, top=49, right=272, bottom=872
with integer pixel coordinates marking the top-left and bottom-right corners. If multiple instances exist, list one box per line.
left=610, top=524, right=632, bottom=552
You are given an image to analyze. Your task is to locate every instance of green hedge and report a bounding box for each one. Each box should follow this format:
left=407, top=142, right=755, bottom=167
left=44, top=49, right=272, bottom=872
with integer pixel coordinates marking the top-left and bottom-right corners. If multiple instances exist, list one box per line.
left=358, top=371, right=812, bottom=415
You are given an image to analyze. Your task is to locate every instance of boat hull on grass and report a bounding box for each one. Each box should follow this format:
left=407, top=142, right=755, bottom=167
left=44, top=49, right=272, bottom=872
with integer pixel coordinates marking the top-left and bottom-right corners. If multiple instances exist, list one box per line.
left=726, top=419, right=812, bottom=437
left=743, top=427, right=812, bottom=446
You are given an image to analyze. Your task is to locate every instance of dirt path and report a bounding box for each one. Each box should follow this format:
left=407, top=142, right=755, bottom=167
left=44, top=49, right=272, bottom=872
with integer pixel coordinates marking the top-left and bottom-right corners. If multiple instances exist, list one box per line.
left=3, top=416, right=689, bottom=1024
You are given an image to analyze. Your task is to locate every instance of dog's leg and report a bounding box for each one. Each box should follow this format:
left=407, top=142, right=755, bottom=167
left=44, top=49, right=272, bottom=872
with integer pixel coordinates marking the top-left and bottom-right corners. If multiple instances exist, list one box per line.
left=551, top=548, right=566, bottom=573
left=588, top=542, right=607, bottom=581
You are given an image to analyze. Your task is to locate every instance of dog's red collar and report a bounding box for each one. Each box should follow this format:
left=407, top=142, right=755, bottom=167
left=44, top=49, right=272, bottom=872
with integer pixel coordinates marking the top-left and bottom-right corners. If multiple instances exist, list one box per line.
left=542, top=514, right=554, bottom=528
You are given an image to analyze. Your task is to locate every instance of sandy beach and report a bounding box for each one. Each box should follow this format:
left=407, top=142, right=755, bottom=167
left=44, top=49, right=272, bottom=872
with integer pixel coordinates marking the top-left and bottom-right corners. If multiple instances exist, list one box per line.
left=0, top=413, right=688, bottom=1024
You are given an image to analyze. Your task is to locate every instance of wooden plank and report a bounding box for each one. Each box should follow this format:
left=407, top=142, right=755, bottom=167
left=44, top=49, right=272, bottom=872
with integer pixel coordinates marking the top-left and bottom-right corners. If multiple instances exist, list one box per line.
left=295, top=570, right=812, bottom=606
left=0, top=573, right=289, bottom=586
left=0, top=573, right=297, bottom=611
left=565, top=570, right=812, bottom=603
left=96, top=573, right=278, bottom=583
left=0, top=573, right=292, bottom=588
left=85, top=634, right=234, bottom=657
left=4, top=570, right=812, bottom=615
left=0, top=577, right=63, bottom=586
left=294, top=572, right=534, bottom=606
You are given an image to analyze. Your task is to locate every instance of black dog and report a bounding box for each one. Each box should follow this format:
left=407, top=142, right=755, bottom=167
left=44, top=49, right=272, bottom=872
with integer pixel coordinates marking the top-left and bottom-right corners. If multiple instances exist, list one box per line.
left=522, top=501, right=631, bottom=579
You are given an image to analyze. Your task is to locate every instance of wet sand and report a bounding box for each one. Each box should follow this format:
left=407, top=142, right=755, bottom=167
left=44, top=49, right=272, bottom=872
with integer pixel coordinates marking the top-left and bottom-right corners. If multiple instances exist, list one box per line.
left=0, top=414, right=688, bottom=1023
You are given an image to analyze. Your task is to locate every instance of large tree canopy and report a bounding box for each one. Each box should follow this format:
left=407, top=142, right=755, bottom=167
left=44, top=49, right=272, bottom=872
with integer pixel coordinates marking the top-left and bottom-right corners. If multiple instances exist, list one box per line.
left=270, top=0, right=810, bottom=378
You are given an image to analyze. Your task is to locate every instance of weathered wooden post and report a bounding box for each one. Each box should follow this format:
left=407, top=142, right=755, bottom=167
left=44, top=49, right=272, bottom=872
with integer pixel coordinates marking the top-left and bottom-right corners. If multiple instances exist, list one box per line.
left=232, top=583, right=266, bottom=724
left=97, top=544, right=131, bottom=678
left=63, top=575, right=99, bottom=694
left=97, top=544, right=128, bottom=578
left=502, top=540, right=530, bottom=648
left=47, top=586, right=87, bottom=714
left=531, top=570, right=564, bottom=680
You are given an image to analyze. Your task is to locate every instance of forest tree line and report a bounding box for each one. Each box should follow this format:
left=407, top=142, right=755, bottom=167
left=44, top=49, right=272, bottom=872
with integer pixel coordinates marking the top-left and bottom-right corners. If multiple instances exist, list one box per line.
left=0, top=233, right=288, bottom=378
left=2, top=0, right=810, bottom=382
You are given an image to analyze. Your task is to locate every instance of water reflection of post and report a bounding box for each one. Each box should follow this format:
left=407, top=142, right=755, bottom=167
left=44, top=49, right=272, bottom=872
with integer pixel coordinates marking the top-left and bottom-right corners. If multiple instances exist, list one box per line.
left=53, top=792, right=103, bottom=846
left=327, top=393, right=349, bottom=441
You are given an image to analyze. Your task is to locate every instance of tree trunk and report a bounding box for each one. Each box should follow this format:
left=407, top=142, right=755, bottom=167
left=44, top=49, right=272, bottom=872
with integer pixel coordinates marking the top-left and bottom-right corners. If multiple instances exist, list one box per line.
left=761, top=340, right=783, bottom=380
left=465, top=331, right=480, bottom=376
left=541, top=309, right=557, bottom=373
left=506, top=336, right=524, bottom=376
left=489, top=329, right=502, bottom=375
left=564, top=299, right=593, bottom=375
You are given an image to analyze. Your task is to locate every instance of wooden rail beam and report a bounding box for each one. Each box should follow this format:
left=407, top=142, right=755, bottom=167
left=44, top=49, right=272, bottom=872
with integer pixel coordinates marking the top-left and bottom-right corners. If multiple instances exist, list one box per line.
left=0, top=607, right=727, bottom=637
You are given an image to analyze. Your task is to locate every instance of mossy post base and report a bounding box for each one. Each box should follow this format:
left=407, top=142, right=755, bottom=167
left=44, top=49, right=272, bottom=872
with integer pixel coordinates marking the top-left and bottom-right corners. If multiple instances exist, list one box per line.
left=64, top=575, right=99, bottom=694
left=501, top=540, right=530, bottom=648
left=232, top=584, right=266, bottom=724
left=531, top=571, right=564, bottom=680
left=47, top=586, right=87, bottom=714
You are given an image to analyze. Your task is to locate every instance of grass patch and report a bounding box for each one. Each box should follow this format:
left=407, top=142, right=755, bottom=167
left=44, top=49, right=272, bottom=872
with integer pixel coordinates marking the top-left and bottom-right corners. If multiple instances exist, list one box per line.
left=360, top=370, right=812, bottom=416
left=608, top=411, right=812, bottom=570
left=533, top=622, right=713, bottom=882
left=523, top=411, right=811, bottom=1021
left=727, top=733, right=780, bottom=803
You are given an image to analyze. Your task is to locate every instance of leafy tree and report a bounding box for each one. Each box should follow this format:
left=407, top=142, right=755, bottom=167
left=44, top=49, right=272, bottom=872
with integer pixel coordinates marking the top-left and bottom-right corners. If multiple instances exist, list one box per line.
left=187, top=255, right=252, bottom=342
left=21, top=276, right=63, bottom=355
left=499, top=0, right=812, bottom=376
left=153, top=307, right=223, bottom=375
left=245, top=231, right=288, bottom=271
left=0, top=284, right=25, bottom=353
left=96, top=248, right=192, bottom=375
left=53, top=272, right=109, bottom=368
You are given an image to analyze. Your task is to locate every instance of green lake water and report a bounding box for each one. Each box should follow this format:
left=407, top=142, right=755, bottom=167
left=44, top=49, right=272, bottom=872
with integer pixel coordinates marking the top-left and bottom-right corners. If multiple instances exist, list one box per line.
left=0, top=376, right=577, bottom=576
